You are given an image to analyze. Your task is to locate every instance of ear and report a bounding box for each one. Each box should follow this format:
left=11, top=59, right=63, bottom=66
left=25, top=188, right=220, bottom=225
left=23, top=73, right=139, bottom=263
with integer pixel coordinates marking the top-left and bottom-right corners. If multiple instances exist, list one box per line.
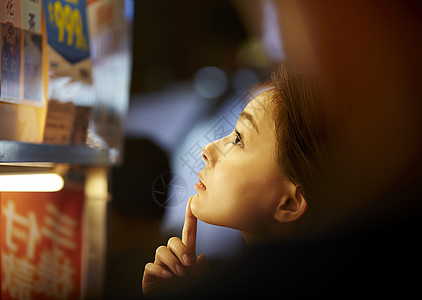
left=274, top=182, right=307, bottom=223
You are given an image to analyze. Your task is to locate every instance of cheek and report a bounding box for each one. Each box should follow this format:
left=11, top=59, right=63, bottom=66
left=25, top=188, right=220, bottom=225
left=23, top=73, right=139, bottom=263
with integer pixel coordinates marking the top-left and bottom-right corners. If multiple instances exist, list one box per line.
left=193, top=164, right=281, bottom=232
left=232, top=177, right=281, bottom=231
left=192, top=169, right=243, bottom=227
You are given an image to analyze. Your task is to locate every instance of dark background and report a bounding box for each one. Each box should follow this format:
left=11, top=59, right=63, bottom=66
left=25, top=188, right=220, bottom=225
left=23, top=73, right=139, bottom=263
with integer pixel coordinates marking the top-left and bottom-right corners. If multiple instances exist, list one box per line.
left=130, top=0, right=247, bottom=94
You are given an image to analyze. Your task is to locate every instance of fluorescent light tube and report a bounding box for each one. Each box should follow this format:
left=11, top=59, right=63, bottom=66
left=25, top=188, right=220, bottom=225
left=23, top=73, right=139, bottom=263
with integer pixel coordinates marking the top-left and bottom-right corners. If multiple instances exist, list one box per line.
left=0, top=174, right=64, bottom=192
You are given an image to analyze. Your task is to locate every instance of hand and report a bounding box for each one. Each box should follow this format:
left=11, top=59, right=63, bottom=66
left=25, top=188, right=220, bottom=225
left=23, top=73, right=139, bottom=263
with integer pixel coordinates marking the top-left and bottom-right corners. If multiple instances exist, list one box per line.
left=142, top=195, right=210, bottom=296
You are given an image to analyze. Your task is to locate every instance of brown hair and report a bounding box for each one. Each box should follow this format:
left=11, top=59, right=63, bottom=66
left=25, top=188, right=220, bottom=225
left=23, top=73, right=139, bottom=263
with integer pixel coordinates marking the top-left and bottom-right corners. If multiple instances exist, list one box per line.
left=270, top=63, right=335, bottom=210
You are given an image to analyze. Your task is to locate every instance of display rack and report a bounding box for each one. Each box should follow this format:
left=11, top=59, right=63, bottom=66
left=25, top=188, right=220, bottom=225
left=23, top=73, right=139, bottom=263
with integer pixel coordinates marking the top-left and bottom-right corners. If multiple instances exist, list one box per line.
left=0, top=0, right=132, bottom=298
left=0, top=140, right=120, bottom=165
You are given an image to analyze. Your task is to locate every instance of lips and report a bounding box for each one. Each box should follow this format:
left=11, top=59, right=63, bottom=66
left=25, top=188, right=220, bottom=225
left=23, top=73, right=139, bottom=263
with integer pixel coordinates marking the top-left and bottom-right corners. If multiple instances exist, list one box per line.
left=195, top=175, right=206, bottom=191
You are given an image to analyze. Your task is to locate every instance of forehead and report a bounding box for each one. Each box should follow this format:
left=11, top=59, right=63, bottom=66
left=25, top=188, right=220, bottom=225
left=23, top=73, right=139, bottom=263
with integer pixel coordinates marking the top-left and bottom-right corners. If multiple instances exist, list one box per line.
left=243, top=90, right=275, bottom=128
left=241, top=90, right=280, bottom=168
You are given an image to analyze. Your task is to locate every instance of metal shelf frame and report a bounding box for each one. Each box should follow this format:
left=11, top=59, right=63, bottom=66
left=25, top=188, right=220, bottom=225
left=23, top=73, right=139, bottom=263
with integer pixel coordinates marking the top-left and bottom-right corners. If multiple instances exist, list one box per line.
left=0, top=140, right=120, bottom=165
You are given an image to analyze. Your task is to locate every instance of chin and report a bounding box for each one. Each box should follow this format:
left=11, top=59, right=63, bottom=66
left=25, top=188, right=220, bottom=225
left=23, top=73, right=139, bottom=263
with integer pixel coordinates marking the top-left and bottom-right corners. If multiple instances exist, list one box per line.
left=190, top=195, right=238, bottom=228
left=190, top=204, right=211, bottom=224
left=190, top=195, right=201, bottom=218
left=191, top=202, right=219, bottom=226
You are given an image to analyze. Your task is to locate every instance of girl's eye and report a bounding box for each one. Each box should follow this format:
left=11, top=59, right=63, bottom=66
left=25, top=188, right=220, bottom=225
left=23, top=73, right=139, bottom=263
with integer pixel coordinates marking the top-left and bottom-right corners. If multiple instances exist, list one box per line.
left=233, top=130, right=244, bottom=147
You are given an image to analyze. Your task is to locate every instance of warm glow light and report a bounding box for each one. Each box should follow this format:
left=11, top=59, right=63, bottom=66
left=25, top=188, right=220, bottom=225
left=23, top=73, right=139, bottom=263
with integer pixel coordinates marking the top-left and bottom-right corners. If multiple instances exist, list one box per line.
left=0, top=174, right=64, bottom=192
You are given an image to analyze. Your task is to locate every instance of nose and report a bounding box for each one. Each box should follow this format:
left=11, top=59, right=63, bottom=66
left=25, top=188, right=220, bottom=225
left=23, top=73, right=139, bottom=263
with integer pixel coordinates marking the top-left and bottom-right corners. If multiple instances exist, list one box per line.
left=201, top=142, right=216, bottom=166
left=201, top=145, right=210, bottom=164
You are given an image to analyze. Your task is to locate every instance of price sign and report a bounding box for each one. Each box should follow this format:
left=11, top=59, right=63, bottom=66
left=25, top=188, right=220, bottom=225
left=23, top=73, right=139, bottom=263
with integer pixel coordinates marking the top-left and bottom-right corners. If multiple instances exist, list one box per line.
left=1, top=190, right=84, bottom=300
left=43, top=0, right=90, bottom=64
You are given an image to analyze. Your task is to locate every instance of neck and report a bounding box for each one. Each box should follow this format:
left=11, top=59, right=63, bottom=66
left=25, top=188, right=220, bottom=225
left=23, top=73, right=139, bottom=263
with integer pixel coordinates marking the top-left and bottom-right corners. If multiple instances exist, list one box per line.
left=240, top=231, right=260, bottom=246
left=240, top=221, right=307, bottom=246
left=241, top=229, right=281, bottom=246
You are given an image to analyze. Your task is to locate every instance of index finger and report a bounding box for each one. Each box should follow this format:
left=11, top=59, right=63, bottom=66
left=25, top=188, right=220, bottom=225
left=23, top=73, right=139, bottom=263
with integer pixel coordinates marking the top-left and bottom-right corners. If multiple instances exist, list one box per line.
left=182, top=196, right=197, bottom=257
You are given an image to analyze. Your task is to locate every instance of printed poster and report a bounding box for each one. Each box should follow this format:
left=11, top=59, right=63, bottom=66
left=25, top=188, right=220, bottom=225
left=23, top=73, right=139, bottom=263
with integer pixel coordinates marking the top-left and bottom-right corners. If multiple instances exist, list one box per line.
left=1, top=22, right=21, bottom=100
left=1, top=189, right=84, bottom=300
left=23, top=30, right=42, bottom=102
left=0, top=0, right=41, bottom=32
left=22, top=0, right=42, bottom=33
left=0, top=0, right=22, bottom=27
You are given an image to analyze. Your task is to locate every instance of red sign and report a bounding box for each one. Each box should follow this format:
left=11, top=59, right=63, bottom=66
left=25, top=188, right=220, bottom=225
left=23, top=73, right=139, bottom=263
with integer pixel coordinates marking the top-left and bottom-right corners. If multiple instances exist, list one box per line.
left=1, top=189, right=83, bottom=300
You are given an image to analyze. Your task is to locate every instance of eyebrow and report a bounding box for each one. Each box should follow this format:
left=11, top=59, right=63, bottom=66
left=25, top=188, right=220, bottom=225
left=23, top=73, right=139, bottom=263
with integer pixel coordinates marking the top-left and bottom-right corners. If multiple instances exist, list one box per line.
left=239, top=111, right=259, bottom=133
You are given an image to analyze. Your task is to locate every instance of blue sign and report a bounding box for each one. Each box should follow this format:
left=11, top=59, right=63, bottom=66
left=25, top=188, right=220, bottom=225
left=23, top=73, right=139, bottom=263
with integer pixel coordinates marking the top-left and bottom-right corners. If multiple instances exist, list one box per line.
left=43, top=0, right=90, bottom=64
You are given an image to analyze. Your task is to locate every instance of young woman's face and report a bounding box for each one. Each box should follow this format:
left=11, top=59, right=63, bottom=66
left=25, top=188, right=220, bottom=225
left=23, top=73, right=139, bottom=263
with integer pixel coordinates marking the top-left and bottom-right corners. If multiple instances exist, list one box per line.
left=191, top=91, right=292, bottom=233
